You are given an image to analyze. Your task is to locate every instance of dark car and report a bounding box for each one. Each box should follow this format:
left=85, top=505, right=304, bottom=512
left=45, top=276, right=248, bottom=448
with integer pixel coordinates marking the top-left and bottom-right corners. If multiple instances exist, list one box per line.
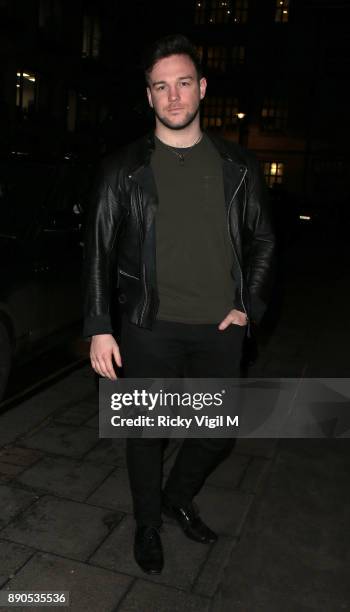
left=0, top=155, right=91, bottom=401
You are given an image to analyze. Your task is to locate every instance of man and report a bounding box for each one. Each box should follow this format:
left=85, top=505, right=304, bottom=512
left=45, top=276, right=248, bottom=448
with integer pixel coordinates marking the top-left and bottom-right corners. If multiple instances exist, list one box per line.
left=83, top=34, right=274, bottom=575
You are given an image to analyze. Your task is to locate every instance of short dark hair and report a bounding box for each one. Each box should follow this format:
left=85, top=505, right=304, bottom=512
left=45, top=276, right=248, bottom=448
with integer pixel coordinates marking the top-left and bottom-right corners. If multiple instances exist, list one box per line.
left=143, top=34, right=203, bottom=83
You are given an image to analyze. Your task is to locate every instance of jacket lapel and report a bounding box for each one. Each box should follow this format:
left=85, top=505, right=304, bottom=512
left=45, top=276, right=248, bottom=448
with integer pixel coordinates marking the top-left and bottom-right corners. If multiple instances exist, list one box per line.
left=205, top=131, right=247, bottom=209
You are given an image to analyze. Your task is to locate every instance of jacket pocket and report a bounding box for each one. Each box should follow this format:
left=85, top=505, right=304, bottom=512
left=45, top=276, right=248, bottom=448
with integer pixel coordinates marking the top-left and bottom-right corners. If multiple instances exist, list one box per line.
left=117, top=268, right=142, bottom=310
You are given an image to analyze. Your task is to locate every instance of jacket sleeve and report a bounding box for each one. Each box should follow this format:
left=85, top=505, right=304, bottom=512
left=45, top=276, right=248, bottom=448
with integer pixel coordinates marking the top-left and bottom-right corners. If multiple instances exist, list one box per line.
left=82, top=162, right=126, bottom=338
left=244, top=154, right=276, bottom=324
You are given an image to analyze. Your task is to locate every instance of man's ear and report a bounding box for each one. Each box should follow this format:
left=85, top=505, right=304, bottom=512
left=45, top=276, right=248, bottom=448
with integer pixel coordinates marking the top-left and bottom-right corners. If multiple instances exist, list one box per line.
left=199, top=77, right=207, bottom=100
left=146, top=87, right=153, bottom=108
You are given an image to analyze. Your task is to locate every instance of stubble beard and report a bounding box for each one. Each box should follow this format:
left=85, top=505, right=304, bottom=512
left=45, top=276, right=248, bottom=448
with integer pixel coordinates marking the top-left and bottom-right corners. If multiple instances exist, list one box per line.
left=153, top=104, right=200, bottom=131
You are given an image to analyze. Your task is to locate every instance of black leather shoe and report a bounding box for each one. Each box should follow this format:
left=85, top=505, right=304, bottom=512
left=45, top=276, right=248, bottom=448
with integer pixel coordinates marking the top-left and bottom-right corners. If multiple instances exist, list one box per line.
left=134, top=526, right=164, bottom=574
left=162, top=500, right=217, bottom=544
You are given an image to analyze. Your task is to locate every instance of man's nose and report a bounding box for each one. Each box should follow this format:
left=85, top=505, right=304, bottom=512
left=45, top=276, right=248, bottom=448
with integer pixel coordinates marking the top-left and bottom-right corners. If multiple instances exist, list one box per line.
left=168, top=85, right=180, bottom=100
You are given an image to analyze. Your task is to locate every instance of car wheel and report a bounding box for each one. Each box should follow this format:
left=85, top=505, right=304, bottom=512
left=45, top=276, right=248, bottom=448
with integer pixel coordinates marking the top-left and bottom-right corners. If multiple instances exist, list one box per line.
left=0, top=322, right=12, bottom=401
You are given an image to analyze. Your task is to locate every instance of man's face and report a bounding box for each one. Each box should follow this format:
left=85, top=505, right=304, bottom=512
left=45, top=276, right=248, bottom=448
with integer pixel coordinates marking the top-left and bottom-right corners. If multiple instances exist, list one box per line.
left=146, top=54, right=207, bottom=131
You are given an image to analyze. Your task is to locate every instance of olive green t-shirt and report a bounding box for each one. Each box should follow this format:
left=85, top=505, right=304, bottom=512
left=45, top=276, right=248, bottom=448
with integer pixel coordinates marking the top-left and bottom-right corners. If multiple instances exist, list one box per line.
left=151, top=133, right=235, bottom=324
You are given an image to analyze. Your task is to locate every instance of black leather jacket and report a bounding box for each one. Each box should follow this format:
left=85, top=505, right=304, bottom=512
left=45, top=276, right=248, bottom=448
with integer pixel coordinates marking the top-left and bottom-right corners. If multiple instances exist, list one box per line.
left=83, top=131, right=275, bottom=337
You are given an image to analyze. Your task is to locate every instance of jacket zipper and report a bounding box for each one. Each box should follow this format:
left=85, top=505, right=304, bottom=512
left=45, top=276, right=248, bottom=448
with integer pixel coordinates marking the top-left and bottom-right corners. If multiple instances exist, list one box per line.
left=119, top=269, right=140, bottom=280
left=140, top=263, right=148, bottom=325
left=135, top=187, right=148, bottom=325
left=227, top=168, right=251, bottom=335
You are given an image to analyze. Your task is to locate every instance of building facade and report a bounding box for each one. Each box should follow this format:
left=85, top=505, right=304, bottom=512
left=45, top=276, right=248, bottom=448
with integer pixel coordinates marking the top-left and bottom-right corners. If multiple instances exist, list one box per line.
left=0, top=0, right=349, bottom=214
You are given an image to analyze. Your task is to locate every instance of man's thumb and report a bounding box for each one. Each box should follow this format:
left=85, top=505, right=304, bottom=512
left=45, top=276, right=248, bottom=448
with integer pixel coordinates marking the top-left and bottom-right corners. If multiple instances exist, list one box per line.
left=113, top=345, right=122, bottom=367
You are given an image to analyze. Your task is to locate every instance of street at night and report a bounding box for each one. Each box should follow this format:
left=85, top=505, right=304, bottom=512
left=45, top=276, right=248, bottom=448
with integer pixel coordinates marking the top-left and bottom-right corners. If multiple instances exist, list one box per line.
left=1, top=1, right=350, bottom=611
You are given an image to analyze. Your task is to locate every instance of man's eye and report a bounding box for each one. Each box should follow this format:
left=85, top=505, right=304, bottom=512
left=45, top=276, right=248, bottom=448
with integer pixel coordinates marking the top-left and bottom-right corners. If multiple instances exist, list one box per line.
left=156, top=85, right=165, bottom=91
left=180, top=81, right=190, bottom=86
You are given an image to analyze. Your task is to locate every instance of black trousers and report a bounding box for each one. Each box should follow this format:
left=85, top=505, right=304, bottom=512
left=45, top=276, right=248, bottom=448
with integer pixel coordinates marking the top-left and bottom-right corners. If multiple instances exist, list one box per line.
left=120, top=316, right=246, bottom=528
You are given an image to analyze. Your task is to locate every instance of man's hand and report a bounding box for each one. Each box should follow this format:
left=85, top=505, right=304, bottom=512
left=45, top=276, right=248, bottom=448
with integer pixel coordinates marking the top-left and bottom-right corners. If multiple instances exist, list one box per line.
left=218, top=309, right=248, bottom=331
left=90, top=334, right=122, bottom=380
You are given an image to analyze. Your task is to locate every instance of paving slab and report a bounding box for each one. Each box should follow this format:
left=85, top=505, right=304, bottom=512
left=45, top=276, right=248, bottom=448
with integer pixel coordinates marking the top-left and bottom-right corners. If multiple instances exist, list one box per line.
left=16, top=456, right=114, bottom=502
left=194, top=485, right=254, bottom=536
left=84, top=438, right=127, bottom=466
left=1, top=495, right=123, bottom=561
left=0, top=447, right=43, bottom=467
left=118, top=579, right=211, bottom=612
left=215, top=440, right=350, bottom=612
left=2, top=551, right=132, bottom=612
left=49, top=369, right=97, bottom=399
left=0, top=389, right=76, bottom=447
left=87, top=467, right=132, bottom=512
left=19, top=424, right=99, bottom=458
left=0, top=540, right=34, bottom=588
left=0, top=462, right=25, bottom=481
left=0, top=484, right=38, bottom=529
left=53, top=401, right=98, bottom=426
left=192, top=536, right=237, bottom=598
left=90, top=514, right=211, bottom=590
left=239, top=457, right=271, bottom=493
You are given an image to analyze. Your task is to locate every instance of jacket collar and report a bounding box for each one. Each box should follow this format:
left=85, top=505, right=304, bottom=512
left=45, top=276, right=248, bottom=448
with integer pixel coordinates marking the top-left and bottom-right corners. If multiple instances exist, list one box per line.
left=129, top=130, right=247, bottom=207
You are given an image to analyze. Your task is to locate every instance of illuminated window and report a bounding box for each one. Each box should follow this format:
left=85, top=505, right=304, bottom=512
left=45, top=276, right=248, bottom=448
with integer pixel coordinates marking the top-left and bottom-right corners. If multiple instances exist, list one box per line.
left=202, top=96, right=239, bottom=130
left=82, top=13, right=101, bottom=58
left=16, top=71, right=37, bottom=117
left=194, top=0, right=248, bottom=25
left=275, top=0, right=289, bottom=23
left=207, top=46, right=227, bottom=71
left=261, top=97, right=288, bottom=131
left=263, top=162, right=284, bottom=187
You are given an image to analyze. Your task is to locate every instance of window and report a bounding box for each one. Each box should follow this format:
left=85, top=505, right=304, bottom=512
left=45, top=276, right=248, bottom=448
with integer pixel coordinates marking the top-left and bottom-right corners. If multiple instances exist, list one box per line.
left=312, top=159, right=344, bottom=176
left=202, top=96, right=239, bottom=130
left=82, top=13, right=101, bottom=58
left=234, top=0, right=248, bottom=23
left=201, top=45, right=245, bottom=71
left=261, top=97, right=288, bottom=131
left=16, top=71, right=37, bottom=117
left=207, top=46, right=227, bottom=71
left=0, top=0, right=9, bottom=16
left=196, top=45, right=204, bottom=63
left=208, top=0, right=232, bottom=24
left=231, top=45, right=245, bottom=64
left=66, top=90, right=77, bottom=132
left=275, top=0, right=289, bottom=23
left=195, top=1, right=206, bottom=24
left=263, top=162, right=284, bottom=187
left=38, top=0, right=62, bottom=30
left=194, top=0, right=248, bottom=25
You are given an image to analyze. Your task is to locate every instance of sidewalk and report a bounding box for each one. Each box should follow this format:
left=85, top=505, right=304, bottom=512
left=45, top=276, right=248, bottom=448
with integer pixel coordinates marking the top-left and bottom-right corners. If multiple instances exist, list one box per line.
left=214, top=236, right=350, bottom=611
left=0, top=365, right=276, bottom=612
left=0, top=237, right=349, bottom=611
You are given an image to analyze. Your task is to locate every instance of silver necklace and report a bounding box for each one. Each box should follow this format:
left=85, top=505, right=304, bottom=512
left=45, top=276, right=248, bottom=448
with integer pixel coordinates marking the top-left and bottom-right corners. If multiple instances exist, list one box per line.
left=163, top=133, right=203, bottom=165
